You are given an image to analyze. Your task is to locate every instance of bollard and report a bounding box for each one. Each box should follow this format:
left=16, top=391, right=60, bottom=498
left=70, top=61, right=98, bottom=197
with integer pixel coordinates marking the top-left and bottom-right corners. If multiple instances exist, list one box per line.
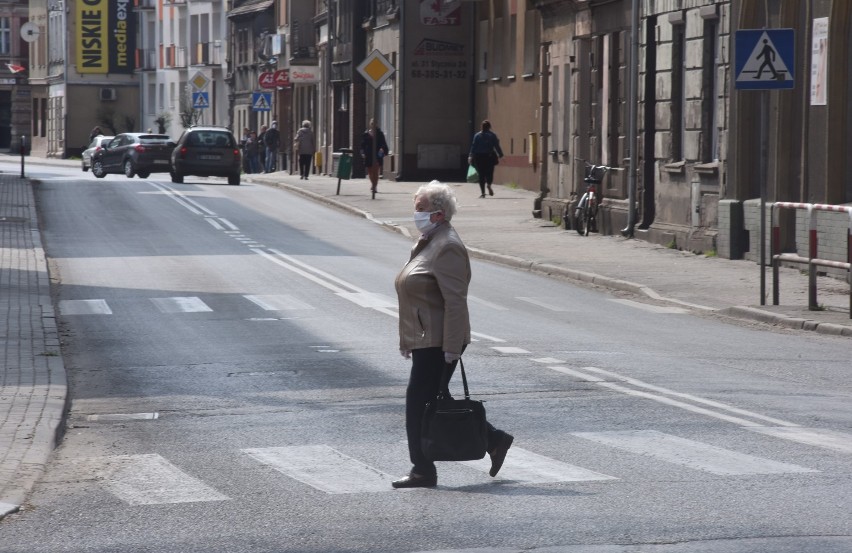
left=20, top=135, right=26, bottom=178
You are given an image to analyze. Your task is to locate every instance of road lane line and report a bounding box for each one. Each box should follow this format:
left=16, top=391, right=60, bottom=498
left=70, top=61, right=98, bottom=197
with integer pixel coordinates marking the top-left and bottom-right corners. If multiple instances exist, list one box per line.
left=244, top=294, right=315, bottom=311
left=747, top=427, right=852, bottom=454
left=205, top=218, right=224, bottom=230
left=460, top=447, right=617, bottom=483
left=469, top=295, right=509, bottom=310
left=516, top=297, right=570, bottom=311
left=59, top=299, right=112, bottom=315
left=336, top=291, right=398, bottom=308
left=89, top=454, right=229, bottom=505
left=253, top=249, right=351, bottom=294
left=154, top=183, right=218, bottom=216
left=471, top=331, right=507, bottom=343
left=572, top=430, right=818, bottom=475
left=579, top=366, right=798, bottom=427
left=242, top=445, right=394, bottom=494
left=150, top=297, right=213, bottom=313
left=608, top=298, right=689, bottom=314
left=492, top=346, right=531, bottom=354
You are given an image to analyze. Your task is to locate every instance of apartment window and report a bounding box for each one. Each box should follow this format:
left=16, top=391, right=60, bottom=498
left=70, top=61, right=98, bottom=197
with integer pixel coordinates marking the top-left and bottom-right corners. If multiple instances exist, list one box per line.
left=551, top=65, right=560, bottom=152
left=40, top=98, right=47, bottom=137
left=671, top=21, right=686, bottom=161
left=523, top=10, right=538, bottom=76
left=492, top=17, right=503, bottom=79
left=478, top=19, right=488, bottom=81
left=701, top=18, right=719, bottom=162
left=0, top=18, right=10, bottom=54
left=561, top=64, right=571, bottom=152
left=377, top=79, right=394, bottom=153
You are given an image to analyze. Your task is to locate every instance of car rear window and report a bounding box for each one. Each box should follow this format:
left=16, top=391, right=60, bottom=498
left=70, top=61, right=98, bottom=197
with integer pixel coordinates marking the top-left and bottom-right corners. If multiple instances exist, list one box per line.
left=139, top=135, right=172, bottom=144
left=186, top=131, right=235, bottom=148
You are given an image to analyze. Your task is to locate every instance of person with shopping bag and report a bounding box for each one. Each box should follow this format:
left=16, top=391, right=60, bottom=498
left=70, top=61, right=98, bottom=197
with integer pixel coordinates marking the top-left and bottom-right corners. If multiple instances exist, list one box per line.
left=468, top=120, right=504, bottom=198
left=392, top=180, right=514, bottom=489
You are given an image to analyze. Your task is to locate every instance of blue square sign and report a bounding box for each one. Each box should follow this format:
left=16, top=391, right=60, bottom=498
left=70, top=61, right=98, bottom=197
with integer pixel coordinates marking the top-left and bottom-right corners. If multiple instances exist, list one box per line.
left=735, top=29, right=795, bottom=90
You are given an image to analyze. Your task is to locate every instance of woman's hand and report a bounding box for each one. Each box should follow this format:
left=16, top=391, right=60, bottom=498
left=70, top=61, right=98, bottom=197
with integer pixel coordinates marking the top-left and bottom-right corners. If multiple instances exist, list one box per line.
left=400, top=349, right=412, bottom=359
left=444, top=352, right=460, bottom=363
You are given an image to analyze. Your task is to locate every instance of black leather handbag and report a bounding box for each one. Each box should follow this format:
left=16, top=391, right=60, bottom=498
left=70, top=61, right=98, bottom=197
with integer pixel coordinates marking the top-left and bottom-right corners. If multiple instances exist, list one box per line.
left=421, top=359, right=488, bottom=461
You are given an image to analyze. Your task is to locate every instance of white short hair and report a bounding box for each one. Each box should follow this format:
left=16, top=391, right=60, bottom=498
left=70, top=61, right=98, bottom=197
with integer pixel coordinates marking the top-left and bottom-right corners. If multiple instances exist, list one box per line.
left=415, top=180, right=457, bottom=221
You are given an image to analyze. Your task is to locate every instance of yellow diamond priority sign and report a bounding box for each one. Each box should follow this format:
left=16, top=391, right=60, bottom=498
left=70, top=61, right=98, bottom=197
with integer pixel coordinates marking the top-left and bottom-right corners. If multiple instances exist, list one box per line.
left=357, top=49, right=395, bottom=89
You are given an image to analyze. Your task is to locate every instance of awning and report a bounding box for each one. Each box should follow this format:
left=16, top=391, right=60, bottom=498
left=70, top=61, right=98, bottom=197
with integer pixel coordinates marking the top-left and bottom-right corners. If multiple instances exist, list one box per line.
left=228, top=0, right=273, bottom=18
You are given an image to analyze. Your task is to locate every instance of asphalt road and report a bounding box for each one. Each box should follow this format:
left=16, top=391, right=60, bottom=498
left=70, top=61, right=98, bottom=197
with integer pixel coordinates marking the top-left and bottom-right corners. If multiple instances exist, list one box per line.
left=2, top=166, right=851, bottom=553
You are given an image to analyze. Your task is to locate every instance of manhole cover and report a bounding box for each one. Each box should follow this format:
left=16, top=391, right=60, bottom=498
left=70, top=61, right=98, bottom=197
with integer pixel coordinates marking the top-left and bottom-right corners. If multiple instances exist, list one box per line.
left=0, top=217, right=27, bottom=223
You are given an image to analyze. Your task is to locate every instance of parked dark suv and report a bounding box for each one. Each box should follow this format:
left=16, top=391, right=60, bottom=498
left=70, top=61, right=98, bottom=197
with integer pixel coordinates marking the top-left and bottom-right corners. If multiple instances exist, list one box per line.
left=92, top=133, right=175, bottom=179
left=170, top=126, right=242, bottom=185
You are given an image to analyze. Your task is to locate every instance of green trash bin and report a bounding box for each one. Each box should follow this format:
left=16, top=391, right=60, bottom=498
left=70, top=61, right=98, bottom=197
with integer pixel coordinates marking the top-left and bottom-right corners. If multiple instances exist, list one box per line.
left=335, top=148, right=353, bottom=195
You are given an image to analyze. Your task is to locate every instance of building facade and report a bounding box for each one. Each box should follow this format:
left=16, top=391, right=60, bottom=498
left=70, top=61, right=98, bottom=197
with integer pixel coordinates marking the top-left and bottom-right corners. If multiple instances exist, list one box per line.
left=2, top=0, right=33, bottom=153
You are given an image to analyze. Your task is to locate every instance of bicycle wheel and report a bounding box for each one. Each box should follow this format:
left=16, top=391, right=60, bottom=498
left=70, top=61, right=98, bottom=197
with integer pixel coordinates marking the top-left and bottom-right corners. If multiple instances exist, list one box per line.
left=575, top=208, right=586, bottom=235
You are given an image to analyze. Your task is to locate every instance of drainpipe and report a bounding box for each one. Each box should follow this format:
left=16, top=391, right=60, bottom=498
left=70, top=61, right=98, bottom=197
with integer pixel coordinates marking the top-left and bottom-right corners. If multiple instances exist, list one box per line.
left=535, top=41, right=550, bottom=216
left=621, top=0, right=639, bottom=237
left=397, top=0, right=406, bottom=180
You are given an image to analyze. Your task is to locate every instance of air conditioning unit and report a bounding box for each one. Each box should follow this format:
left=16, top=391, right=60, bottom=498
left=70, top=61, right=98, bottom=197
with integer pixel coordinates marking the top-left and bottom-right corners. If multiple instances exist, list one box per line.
left=100, top=87, right=117, bottom=101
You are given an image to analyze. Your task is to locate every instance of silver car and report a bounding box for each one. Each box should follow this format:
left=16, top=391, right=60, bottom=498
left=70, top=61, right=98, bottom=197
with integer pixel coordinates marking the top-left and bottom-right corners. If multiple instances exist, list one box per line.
left=82, top=135, right=115, bottom=172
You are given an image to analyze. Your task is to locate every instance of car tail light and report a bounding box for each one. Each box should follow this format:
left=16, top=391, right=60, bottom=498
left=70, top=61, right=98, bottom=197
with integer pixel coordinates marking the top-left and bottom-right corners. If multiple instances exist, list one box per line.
left=180, top=146, right=188, bottom=158
left=94, top=146, right=102, bottom=152
left=134, top=144, right=145, bottom=153
left=233, top=149, right=240, bottom=160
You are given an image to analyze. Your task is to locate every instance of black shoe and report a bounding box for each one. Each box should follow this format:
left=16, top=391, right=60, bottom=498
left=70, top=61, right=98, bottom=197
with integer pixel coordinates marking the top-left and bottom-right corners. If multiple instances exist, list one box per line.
left=391, top=473, right=437, bottom=489
left=489, top=433, right=514, bottom=477
left=479, top=194, right=486, bottom=198
left=488, top=185, right=494, bottom=196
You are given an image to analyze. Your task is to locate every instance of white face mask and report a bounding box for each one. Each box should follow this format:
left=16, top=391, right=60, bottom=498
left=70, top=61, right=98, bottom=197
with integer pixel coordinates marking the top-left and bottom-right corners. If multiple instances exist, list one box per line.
left=414, top=211, right=439, bottom=232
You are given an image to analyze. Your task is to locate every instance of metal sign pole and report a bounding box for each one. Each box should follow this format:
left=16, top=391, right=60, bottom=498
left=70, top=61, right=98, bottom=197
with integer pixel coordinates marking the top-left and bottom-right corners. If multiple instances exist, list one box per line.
left=759, top=90, right=769, bottom=305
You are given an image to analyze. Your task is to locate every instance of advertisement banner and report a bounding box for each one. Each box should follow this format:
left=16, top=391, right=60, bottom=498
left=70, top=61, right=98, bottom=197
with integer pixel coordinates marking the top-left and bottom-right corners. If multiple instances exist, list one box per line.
left=76, top=0, right=135, bottom=74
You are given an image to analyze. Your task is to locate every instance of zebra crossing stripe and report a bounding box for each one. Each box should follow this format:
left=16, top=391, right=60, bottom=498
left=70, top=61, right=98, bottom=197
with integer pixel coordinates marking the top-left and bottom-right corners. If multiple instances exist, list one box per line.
left=150, top=297, right=213, bottom=313
left=242, top=445, right=395, bottom=494
left=747, top=426, right=852, bottom=454
left=90, top=454, right=229, bottom=505
left=59, top=299, right=112, bottom=315
left=572, top=430, right=818, bottom=475
left=460, top=446, right=617, bottom=483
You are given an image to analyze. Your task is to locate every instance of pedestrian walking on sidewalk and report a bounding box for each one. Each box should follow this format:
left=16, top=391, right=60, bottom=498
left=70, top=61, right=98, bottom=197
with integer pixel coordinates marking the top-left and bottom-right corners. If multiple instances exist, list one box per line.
left=392, top=181, right=514, bottom=489
left=293, top=120, right=315, bottom=180
left=264, top=121, right=281, bottom=173
left=360, top=118, right=388, bottom=194
left=468, top=120, right=504, bottom=198
left=245, top=131, right=261, bottom=174
left=258, top=125, right=268, bottom=170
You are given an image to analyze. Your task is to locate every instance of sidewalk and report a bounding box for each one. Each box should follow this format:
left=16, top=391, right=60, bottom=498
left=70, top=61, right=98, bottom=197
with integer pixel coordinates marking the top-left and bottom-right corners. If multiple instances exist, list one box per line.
left=0, top=157, right=849, bottom=518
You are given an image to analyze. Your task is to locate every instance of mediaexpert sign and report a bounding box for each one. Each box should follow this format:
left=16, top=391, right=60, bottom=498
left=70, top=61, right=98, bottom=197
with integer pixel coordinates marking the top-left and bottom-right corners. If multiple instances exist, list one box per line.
left=76, top=0, right=136, bottom=74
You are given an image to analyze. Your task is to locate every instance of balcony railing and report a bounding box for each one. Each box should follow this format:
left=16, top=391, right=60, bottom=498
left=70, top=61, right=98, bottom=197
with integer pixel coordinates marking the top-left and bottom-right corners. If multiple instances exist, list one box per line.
left=192, top=42, right=224, bottom=66
left=135, top=48, right=157, bottom=71
left=161, top=45, right=187, bottom=69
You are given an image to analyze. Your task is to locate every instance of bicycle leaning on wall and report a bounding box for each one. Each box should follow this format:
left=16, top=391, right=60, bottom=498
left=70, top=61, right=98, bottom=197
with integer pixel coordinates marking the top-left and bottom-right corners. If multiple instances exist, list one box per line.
left=572, top=160, right=620, bottom=236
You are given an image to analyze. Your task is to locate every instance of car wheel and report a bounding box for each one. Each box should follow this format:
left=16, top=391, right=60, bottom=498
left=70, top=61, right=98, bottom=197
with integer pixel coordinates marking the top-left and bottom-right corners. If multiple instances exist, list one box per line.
left=92, top=160, right=106, bottom=178
left=137, top=171, right=150, bottom=179
left=124, top=159, right=136, bottom=178
left=228, top=173, right=240, bottom=186
left=170, top=171, right=184, bottom=184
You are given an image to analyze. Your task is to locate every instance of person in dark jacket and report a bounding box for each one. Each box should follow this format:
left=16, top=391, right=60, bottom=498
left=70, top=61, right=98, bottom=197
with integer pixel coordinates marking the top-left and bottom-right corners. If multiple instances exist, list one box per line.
left=468, top=120, right=504, bottom=198
left=360, top=118, right=389, bottom=194
left=264, top=121, right=281, bottom=173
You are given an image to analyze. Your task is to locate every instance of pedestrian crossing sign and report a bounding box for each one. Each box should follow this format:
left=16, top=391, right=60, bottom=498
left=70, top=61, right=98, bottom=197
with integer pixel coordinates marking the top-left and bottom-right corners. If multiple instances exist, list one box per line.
left=735, top=29, right=795, bottom=90
left=192, top=92, right=209, bottom=109
left=252, top=92, right=272, bottom=112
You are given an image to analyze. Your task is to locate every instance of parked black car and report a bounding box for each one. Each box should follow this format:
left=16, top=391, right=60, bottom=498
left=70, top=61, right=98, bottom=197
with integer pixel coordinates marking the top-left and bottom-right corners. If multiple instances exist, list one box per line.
left=91, top=133, right=175, bottom=179
left=170, top=126, right=242, bottom=185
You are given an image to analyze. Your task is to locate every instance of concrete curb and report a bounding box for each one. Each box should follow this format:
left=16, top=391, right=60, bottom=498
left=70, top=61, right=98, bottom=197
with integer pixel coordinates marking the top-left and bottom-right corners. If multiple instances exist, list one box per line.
left=722, top=306, right=852, bottom=336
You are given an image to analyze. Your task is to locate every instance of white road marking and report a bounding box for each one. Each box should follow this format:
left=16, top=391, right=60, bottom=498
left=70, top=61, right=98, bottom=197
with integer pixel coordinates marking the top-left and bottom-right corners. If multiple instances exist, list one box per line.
left=243, top=445, right=394, bottom=494
left=468, top=295, right=508, bottom=310
left=336, top=291, right=398, bottom=308
left=205, top=218, right=224, bottom=230
left=460, top=447, right=616, bottom=483
left=747, top=427, right=852, bottom=454
left=59, top=299, right=112, bottom=315
left=549, top=366, right=606, bottom=382
left=150, top=296, right=213, bottom=313
left=492, top=346, right=531, bottom=354
left=516, top=297, right=570, bottom=311
left=531, top=357, right=566, bottom=364
left=608, top=298, right=689, bottom=314
left=216, top=218, right=238, bottom=230
left=577, top=366, right=798, bottom=427
left=244, top=294, right=315, bottom=311
left=90, top=454, right=229, bottom=505
left=573, top=430, right=818, bottom=475
left=86, top=412, right=159, bottom=421
left=470, top=331, right=506, bottom=343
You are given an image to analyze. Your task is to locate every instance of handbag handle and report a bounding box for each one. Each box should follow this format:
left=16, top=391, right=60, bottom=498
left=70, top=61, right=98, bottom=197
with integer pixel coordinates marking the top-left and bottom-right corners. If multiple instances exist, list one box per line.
left=437, top=358, right=471, bottom=401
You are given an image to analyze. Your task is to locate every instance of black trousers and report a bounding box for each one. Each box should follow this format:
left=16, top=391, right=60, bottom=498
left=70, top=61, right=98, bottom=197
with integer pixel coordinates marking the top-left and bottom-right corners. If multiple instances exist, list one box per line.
left=299, top=154, right=312, bottom=178
left=472, top=153, right=496, bottom=195
left=406, top=347, right=503, bottom=477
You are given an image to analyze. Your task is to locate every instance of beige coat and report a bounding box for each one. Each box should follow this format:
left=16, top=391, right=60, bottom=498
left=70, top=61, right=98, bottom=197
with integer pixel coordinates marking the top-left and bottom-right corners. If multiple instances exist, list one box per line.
left=395, top=223, right=471, bottom=355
